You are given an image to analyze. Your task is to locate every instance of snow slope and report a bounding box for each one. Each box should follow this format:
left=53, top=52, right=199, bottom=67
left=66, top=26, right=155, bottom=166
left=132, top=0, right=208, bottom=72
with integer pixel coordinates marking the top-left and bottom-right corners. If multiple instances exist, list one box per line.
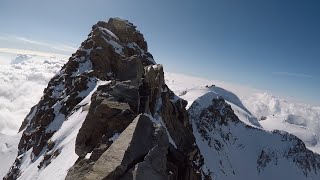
left=165, top=72, right=261, bottom=128
left=189, top=92, right=320, bottom=180
left=0, top=133, right=21, bottom=177
left=15, top=81, right=109, bottom=180
left=165, top=72, right=259, bottom=99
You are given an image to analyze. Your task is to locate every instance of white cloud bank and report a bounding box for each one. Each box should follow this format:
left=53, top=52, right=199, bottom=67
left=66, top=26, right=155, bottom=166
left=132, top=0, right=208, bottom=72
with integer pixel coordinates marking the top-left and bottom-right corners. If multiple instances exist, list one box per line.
left=0, top=48, right=68, bottom=59
left=0, top=54, right=66, bottom=135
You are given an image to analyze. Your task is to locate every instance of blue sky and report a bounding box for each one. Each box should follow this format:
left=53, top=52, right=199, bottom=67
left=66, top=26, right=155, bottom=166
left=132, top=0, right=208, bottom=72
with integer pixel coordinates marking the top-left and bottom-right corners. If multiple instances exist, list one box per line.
left=0, top=0, right=319, bottom=104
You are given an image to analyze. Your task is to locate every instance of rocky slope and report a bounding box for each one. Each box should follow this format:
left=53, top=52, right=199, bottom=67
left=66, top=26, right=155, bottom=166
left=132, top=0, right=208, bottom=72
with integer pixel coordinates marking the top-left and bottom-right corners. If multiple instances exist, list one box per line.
left=3, top=17, right=320, bottom=180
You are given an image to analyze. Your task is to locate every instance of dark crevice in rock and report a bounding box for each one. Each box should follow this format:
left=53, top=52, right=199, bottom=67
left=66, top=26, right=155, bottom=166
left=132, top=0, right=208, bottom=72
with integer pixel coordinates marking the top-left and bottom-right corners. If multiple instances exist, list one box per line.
left=166, top=144, right=202, bottom=180
left=111, top=153, right=148, bottom=180
left=138, top=78, right=151, bottom=114
left=123, top=153, right=148, bottom=173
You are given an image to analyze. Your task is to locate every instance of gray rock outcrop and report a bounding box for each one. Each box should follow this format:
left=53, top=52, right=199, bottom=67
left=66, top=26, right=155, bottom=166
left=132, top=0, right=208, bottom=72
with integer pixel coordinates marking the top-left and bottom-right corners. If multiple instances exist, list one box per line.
left=67, top=114, right=168, bottom=180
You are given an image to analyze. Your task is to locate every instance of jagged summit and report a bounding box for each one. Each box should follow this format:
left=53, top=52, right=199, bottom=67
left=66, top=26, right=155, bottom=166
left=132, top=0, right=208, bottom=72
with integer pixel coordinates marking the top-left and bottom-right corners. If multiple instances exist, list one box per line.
left=93, top=17, right=148, bottom=52
left=73, top=17, right=155, bottom=82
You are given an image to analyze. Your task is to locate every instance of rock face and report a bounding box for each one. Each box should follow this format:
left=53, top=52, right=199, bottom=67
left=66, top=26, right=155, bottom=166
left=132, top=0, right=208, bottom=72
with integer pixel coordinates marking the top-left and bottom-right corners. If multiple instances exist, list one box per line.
left=4, top=18, right=203, bottom=180
left=74, top=82, right=139, bottom=157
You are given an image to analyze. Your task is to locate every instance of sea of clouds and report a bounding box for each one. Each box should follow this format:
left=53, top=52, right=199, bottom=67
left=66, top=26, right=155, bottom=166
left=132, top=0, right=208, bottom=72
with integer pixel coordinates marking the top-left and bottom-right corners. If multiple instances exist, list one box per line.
left=0, top=54, right=65, bottom=135
left=1, top=53, right=319, bottom=154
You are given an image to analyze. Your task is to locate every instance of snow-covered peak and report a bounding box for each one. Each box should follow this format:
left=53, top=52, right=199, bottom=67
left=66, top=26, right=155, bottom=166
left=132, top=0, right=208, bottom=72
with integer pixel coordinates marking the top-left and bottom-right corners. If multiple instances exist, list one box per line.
left=166, top=71, right=320, bottom=154
left=189, top=93, right=320, bottom=180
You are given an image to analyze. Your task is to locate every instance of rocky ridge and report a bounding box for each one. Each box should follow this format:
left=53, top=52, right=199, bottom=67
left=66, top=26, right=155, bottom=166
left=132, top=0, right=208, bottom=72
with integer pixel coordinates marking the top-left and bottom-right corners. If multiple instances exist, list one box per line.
left=5, top=18, right=204, bottom=180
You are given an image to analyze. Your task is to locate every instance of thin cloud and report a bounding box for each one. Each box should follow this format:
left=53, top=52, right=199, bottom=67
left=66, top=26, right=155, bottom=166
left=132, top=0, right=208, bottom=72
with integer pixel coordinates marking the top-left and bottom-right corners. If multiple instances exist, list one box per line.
left=52, top=44, right=77, bottom=52
left=0, top=35, right=77, bottom=53
left=0, top=48, right=68, bottom=58
left=272, top=71, right=313, bottom=78
left=15, top=37, right=77, bottom=53
left=15, top=36, right=50, bottom=46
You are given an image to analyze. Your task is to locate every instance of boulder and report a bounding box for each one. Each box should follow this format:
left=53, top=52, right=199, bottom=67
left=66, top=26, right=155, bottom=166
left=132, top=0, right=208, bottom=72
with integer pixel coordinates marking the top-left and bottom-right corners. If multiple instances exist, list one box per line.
left=75, top=82, right=139, bottom=157
left=66, top=114, right=169, bottom=180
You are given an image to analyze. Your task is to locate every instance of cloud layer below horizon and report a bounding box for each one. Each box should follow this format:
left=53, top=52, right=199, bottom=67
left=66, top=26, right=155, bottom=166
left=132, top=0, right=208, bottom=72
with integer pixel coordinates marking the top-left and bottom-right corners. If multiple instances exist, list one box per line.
left=0, top=54, right=65, bottom=135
